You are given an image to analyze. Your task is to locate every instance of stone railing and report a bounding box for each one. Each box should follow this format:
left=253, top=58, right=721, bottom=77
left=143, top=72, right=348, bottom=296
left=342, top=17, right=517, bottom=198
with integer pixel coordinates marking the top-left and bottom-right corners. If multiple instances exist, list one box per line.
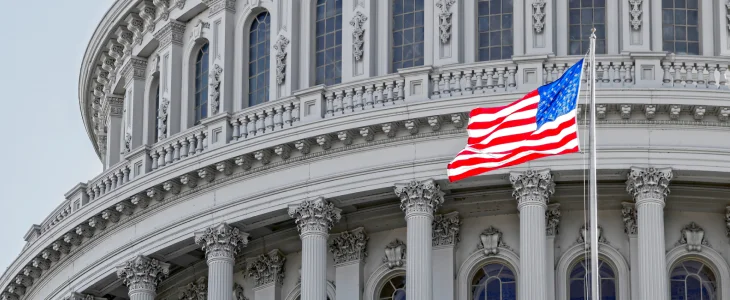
left=661, top=55, right=730, bottom=89
left=545, top=55, right=635, bottom=88
left=321, top=74, right=405, bottom=118
left=86, top=160, right=133, bottom=203
left=230, top=96, right=301, bottom=141
left=149, top=125, right=208, bottom=172
left=40, top=200, right=72, bottom=234
left=431, top=60, right=519, bottom=98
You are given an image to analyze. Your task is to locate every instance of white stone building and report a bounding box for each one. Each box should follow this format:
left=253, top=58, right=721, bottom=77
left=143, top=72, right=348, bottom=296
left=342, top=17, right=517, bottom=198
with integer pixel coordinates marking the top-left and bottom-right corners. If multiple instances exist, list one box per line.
left=2, top=0, right=730, bottom=299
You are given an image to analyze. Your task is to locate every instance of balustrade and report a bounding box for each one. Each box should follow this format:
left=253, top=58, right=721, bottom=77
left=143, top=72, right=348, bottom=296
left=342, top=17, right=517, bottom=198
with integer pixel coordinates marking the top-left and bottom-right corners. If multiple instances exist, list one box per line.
left=149, top=125, right=207, bottom=171
left=431, top=61, right=518, bottom=98
left=661, top=56, right=730, bottom=89
left=319, top=74, right=404, bottom=118
left=230, top=97, right=300, bottom=141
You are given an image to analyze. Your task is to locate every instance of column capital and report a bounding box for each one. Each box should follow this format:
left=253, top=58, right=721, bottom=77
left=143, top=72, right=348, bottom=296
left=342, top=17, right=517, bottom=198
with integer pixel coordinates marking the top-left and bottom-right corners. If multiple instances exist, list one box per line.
left=621, top=202, right=638, bottom=236
left=546, top=203, right=561, bottom=236
left=509, top=169, right=555, bottom=209
left=247, top=249, right=286, bottom=288
left=394, top=179, right=445, bottom=218
left=154, top=20, right=185, bottom=48
left=626, top=167, right=673, bottom=204
left=194, top=222, right=249, bottom=262
left=432, top=212, right=460, bottom=247
left=288, top=198, right=342, bottom=236
left=329, top=227, right=368, bottom=266
left=116, top=255, right=170, bottom=293
left=120, top=57, right=147, bottom=84
left=179, top=276, right=207, bottom=300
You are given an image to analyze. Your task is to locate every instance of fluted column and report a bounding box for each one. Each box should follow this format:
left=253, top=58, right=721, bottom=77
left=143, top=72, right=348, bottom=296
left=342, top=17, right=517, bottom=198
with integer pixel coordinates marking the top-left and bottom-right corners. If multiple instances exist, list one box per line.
left=289, top=198, right=341, bottom=300
left=626, top=167, right=672, bottom=300
left=509, top=169, right=554, bottom=300
left=195, top=222, right=249, bottom=300
left=116, top=255, right=170, bottom=300
left=393, top=179, right=445, bottom=300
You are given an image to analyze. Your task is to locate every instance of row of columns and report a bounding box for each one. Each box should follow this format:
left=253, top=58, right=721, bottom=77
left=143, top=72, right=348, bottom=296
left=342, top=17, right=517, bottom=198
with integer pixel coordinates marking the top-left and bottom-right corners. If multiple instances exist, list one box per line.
left=110, top=166, right=672, bottom=300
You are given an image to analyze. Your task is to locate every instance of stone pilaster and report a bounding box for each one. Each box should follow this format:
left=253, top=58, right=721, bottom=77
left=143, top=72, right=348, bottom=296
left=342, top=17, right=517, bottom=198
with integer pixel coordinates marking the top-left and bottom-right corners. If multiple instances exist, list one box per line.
left=330, top=227, right=368, bottom=300
left=116, top=255, right=170, bottom=300
left=509, top=169, right=554, bottom=300
left=545, top=203, right=560, bottom=300
left=195, top=222, right=249, bottom=300
left=248, top=249, right=286, bottom=300
left=393, top=179, right=445, bottom=300
left=626, top=166, right=672, bottom=300
left=153, top=21, right=185, bottom=132
left=103, top=95, right=125, bottom=169
left=432, top=211, right=460, bottom=300
left=621, top=202, right=639, bottom=300
left=120, top=57, right=147, bottom=153
left=289, top=198, right=341, bottom=300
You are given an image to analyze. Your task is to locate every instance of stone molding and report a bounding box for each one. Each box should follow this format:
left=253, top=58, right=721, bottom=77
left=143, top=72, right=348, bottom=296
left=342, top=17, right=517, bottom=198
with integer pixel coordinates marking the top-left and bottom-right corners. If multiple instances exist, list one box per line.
left=435, top=0, right=456, bottom=44
left=246, top=250, right=285, bottom=287
left=329, top=227, right=368, bottom=266
left=194, top=222, right=250, bottom=262
left=676, top=222, right=709, bottom=252
left=350, top=12, right=367, bottom=61
left=393, top=179, right=445, bottom=218
left=288, top=198, right=341, bottom=236
left=383, top=239, right=406, bottom=269
left=116, top=255, right=170, bottom=292
left=120, top=57, right=147, bottom=84
left=178, top=276, right=207, bottom=300
left=202, top=0, right=236, bottom=16
left=621, top=202, right=638, bottom=235
left=509, top=169, right=554, bottom=210
left=432, top=212, right=460, bottom=247
left=477, top=226, right=510, bottom=256
left=577, top=224, right=607, bottom=249
left=626, top=167, right=673, bottom=204
left=273, top=35, right=290, bottom=85
left=545, top=203, right=560, bottom=236
left=154, top=21, right=186, bottom=48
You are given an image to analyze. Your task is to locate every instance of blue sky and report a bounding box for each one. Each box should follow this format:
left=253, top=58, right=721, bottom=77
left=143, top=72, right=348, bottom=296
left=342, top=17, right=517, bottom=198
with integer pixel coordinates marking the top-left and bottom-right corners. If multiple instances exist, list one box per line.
left=0, top=0, right=114, bottom=272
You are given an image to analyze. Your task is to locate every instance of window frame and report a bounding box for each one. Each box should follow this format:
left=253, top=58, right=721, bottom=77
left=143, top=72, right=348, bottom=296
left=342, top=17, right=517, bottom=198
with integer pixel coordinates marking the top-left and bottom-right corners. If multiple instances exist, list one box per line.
left=476, top=0, right=515, bottom=62
left=390, top=0, right=426, bottom=72
left=566, top=257, right=619, bottom=300
left=567, top=0, right=607, bottom=56
left=193, top=42, right=210, bottom=125
left=247, top=11, right=272, bottom=108
left=314, top=0, right=343, bottom=86
left=469, top=261, right=518, bottom=300
left=661, top=0, right=701, bottom=55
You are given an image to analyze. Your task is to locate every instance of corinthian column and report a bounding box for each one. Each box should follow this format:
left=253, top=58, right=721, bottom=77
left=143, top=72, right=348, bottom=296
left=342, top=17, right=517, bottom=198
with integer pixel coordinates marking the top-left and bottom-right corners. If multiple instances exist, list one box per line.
left=195, top=223, right=249, bottom=300
left=393, top=179, right=445, bottom=300
left=116, top=255, right=170, bottom=300
left=289, top=198, right=341, bottom=300
left=626, top=167, right=672, bottom=300
left=509, top=169, right=554, bottom=300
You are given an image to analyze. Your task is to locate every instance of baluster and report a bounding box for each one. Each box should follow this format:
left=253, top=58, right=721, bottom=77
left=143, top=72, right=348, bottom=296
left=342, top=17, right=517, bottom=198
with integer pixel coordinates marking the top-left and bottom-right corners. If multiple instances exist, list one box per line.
left=180, top=138, right=189, bottom=158
left=98, top=183, right=105, bottom=196
left=625, top=65, right=634, bottom=84
left=292, top=102, right=300, bottom=123
left=354, top=87, right=364, bottom=110
left=385, top=81, right=395, bottom=104
left=240, top=116, right=249, bottom=138
left=475, top=70, right=484, bottom=92
left=123, top=167, right=130, bottom=183
left=431, top=75, right=441, bottom=97
left=618, top=65, right=626, bottom=85
left=334, top=91, right=345, bottom=114
left=283, top=103, right=293, bottom=126
left=172, top=142, right=181, bottom=161
left=265, top=108, right=275, bottom=132
left=325, top=93, right=335, bottom=116
left=165, top=144, right=174, bottom=164
left=188, top=136, right=197, bottom=156
left=673, top=64, right=683, bottom=85
left=451, top=72, right=462, bottom=94
left=719, top=67, right=728, bottom=88
left=551, top=65, right=559, bottom=83
left=375, top=84, right=385, bottom=106
left=662, top=62, right=672, bottom=85
left=543, top=65, right=551, bottom=84
left=115, top=172, right=122, bottom=189
left=151, top=151, right=159, bottom=170
left=195, top=131, right=205, bottom=153
left=344, top=89, right=355, bottom=112
left=612, top=64, right=620, bottom=83
left=93, top=185, right=100, bottom=198
left=202, top=132, right=208, bottom=150
left=275, top=106, right=284, bottom=128
left=157, top=149, right=166, bottom=167
left=247, top=114, right=257, bottom=137
left=104, top=178, right=112, bottom=194
left=365, top=85, right=375, bottom=108
left=231, top=119, right=240, bottom=141
left=256, top=112, right=265, bottom=134
left=485, top=69, right=495, bottom=89
left=442, top=73, right=451, bottom=96
left=497, top=69, right=506, bottom=89
left=87, top=188, right=95, bottom=202
left=696, top=65, right=707, bottom=88
left=463, top=70, right=473, bottom=93
left=706, top=66, right=717, bottom=86
left=397, top=80, right=405, bottom=101
left=507, top=66, right=517, bottom=88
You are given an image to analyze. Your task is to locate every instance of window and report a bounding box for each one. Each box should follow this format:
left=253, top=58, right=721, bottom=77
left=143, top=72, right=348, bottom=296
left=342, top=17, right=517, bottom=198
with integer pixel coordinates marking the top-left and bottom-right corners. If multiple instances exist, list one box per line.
left=471, top=263, right=516, bottom=300
left=379, top=275, right=406, bottom=300
left=392, top=0, right=424, bottom=72
left=249, top=11, right=271, bottom=107
left=154, top=84, right=160, bottom=142
left=569, top=259, right=617, bottom=300
left=477, top=0, right=513, bottom=61
left=568, top=0, right=606, bottom=55
left=662, top=0, right=699, bottom=55
left=315, top=0, right=342, bottom=85
left=670, top=260, right=717, bottom=300
left=194, top=43, right=209, bottom=124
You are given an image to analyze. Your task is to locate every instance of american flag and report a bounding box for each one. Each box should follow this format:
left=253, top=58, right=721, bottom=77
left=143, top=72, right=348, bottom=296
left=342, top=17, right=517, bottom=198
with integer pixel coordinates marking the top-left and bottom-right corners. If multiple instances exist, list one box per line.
left=447, top=59, right=585, bottom=182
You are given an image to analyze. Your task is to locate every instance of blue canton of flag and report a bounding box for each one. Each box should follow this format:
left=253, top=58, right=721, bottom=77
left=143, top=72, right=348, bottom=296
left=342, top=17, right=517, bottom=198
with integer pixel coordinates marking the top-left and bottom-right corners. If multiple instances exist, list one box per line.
left=535, top=59, right=585, bottom=130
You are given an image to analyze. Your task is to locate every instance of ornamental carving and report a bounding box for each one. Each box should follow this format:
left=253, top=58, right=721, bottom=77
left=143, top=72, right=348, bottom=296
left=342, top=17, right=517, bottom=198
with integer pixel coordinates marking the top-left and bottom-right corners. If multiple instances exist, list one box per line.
left=63, top=292, right=106, bottom=300
left=194, top=223, right=249, bottom=261
left=179, top=276, right=207, bottom=300
left=626, top=167, right=673, bottom=202
left=202, top=0, right=237, bottom=16
left=233, top=283, right=249, bottom=300
left=246, top=250, right=286, bottom=287
left=158, top=97, right=170, bottom=140
left=116, top=255, right=170, bottom=292
left=478, top=226, right=508, bottom=256
left=191, top=20, right=210, bottom=41
left=621, top=202, right=638, bottom=235
left=393, top=179, right=445, bottom=217
left=274, top=35, right=290, bottom=85
left=727, top=1, right=730, bottom=31
left=155, top=21, right=186, bottom=48
left=532, top=0, right=547, bottom=33
left=509, top=169, right=555, bottom=208
left=209, top=64, right=223, bottom=114
left=289, top=198, right=341, bottom=235
left=383, top=239, right=406, bottom=269
left=545, top=203, right=560, bottom=236
left=153, top=0, right=171, bottom=20
left=124, top=132, right=132, bottom=153
left=329, top=227, right=368, bottom=265
left=125, top=13, right=145, bottom=45
left=1, top=292, right=19, bottom=300
left=138, top=1, right=157, bottom=33
left=726, top=206, right=730, bottom=237
left=435, top=0, right=456, bottom=44
left=678, top=222, right=709, bottom=252
left=629, top=0, right=643, bottom=30
left=432, top=212, right=460, bottom=247
left=577, top=225, right=607, bottom=249
left=350, top=12, right=368, bottom=61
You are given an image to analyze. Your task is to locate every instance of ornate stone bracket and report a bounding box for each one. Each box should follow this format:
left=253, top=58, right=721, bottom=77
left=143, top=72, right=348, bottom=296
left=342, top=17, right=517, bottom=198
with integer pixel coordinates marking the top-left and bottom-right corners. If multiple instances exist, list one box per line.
left=509, top=169, right=554, bottom=209
left=179, top=276, right=207, bottom=300
left=393, top=179, right=445, bottom=217
left=577, top=224, right=607, bottom=249
left=477, top=226, right=509, bottom=256
left=546, top=203, right=560, bottom=236
left=677, top=222, right=709, bottom=252
left=209, top=64, right=223, bottom=114
left=138, top=1, right=157, bottom=33
left=629, top=0, right=643, bottom=30
left=532, top=0, right=547, bottom=33
left=626, top=167, right=673, bottom=203
left=116, top=255, right=170, bottom=292
left=432, top=212, right=460, bottom=247
left=621, top=202, right=638, bottom=235
left=194, top=223, right=249, bottom=261
left=350, top=12, right=368, bottom=61
left=246, top=250, right=286, bottom=287
left=383, top=239, right=406, bottom=269
left=288, top=198, right=341, bottom=236
left=435, top=0, right=456, bottom=44
left=274, top=35, right=290, bottom=85
left=329, top=227, right=368, bottom=265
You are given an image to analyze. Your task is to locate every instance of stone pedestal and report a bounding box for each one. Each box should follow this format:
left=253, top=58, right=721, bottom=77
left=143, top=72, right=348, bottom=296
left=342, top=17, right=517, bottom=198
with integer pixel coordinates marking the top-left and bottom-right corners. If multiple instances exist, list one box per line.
left=195, top=223, right=249, bottom=300
left=509, top=169, right=554, bottom=300
left=116, top=255, right=170, bottom=300
left=394, top=179, right=445, bottom=300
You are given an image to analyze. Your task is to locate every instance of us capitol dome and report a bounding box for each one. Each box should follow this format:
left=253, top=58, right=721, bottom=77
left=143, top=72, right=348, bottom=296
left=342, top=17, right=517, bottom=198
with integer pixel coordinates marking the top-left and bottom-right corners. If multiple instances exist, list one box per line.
left=2, top=0, right=730, bottom=300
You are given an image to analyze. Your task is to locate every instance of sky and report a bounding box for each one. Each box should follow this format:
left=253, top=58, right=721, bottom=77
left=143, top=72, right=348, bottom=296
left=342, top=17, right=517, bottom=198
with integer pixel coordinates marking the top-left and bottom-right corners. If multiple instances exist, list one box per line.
left=0, top=0, right=114, bottom=273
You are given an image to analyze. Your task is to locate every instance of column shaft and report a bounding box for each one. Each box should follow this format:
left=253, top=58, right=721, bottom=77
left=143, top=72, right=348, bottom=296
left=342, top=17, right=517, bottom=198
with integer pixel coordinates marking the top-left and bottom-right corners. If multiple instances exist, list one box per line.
left=519, top=204, right=547, bottom=300
left=129, top=290, right=156, bottom=300
left=637, top=201, right=668, bottom=300
left=208, top=258, right=234, bottom=300
left=406, top=214, right=433, bottom=300
left=546, top=236, right=556, bottom=300
left=301, top=233, right=328, bottom=300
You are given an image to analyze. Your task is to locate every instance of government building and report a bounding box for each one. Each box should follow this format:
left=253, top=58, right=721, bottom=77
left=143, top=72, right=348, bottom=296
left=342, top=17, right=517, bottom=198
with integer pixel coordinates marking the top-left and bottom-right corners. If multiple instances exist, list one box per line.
left=2, top=0, right=730, bottom=299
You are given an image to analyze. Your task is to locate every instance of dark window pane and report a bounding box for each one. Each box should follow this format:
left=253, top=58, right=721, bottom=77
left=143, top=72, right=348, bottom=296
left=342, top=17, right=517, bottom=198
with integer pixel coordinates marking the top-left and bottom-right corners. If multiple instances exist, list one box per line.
left=314, top=0, right=342, bottom=85
left=477, top=0, right=514, bottom=61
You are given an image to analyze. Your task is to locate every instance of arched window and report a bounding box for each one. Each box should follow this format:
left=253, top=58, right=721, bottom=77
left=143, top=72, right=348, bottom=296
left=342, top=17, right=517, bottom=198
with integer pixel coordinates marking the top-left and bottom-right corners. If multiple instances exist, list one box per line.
left=477, top=0, right=513, bottom=61
left=662, top=0, right=699, bottom=55
left=392, top=0, right=424, bottom=72
left=568, top=259, right=617, bottom=300
left=154, top=84, right=160, bottom=142
left=194, top=43, right=209, bottom=124
left=471, top=262, right=516, bottom=300
left=379, top=275, right=406, bottom=300
left=249, top=11, right=271, bottom=107
left=315, top=0, right=342, bottom=85
left=670, top=260, right=717, bottom=300
left=568, top=0, right=606, bottom=55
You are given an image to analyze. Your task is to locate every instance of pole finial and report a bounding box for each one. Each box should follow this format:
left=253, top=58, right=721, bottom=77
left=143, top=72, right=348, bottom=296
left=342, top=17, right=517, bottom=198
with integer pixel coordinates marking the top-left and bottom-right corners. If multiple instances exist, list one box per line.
left=590, top=27, right=597, bottom=39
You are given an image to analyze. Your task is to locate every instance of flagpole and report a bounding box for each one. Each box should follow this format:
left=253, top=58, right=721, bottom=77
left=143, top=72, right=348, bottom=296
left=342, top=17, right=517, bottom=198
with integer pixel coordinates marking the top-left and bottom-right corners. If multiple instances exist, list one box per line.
left=588, top=28, right=600, bottom=300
